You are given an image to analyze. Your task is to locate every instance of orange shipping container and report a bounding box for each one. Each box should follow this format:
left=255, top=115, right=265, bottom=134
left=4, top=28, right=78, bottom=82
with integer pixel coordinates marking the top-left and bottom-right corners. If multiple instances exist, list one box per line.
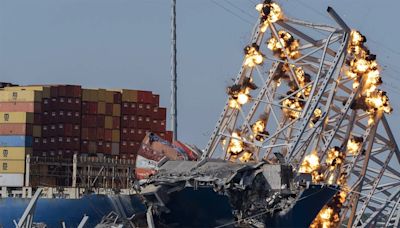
left=112, top=104, right=121, bottom=116
left=98, top=89, right=106, bottom=101
left=112, top=130, right=120, bottom=142
left=0, top=124, right=33, bottom=135
left=0, top=112, right=34, bottom=124
left=82, top=89, right=98, bottom=102
left=105, top=91, right=114, bottom=103
left=0, top=90, right=42, bottom=102
left=105, top=116, right=113, bottom=129
left=98, top=102, right=106, bottom=114
left=0, top=102, right=41, bottom=113
left=121, top=90, right=138, bottom=102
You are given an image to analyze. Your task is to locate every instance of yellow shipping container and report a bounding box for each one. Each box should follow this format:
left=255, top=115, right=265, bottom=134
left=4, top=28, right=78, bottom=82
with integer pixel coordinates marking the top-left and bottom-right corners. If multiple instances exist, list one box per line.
left=82, top=89, right=99, bottom=102
left=3, top=86, right=50, bottom=98
left=105, top=116, right=113, bottom=129
left=121, top=89, right=138, bottom=102
left=98, top=102, right=106, bottom=114
left=0, top=112, right=34, bottom=124
left=105, top=91, right=114, bottom=103
left=0, top=90, right=42, bottom=102
left=112, top=130, right=120, bottom=142
left=0, top=160, right=25, bottom=173
left=0, top=147, right=28, bottom=160
left=33, top=125, right=41, bottom=137
left=113, top=104, right=121, bottom=116
left=98, top=89, right=106, bottom=101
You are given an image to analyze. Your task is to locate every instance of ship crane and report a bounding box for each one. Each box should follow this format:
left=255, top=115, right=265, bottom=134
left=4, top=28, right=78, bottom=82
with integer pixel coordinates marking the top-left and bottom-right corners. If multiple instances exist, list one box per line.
left=203, top=1, right=400, bottom=227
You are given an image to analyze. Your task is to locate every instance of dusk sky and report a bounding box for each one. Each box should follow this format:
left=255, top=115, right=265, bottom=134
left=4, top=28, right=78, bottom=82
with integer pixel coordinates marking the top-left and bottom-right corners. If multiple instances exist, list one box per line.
left=1, top=0, right=399, bottom=148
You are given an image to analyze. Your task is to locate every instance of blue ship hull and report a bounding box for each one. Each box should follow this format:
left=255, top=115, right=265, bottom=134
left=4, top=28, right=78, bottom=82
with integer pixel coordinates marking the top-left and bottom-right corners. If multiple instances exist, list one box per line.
left=0, top=195, right=145, bottom=227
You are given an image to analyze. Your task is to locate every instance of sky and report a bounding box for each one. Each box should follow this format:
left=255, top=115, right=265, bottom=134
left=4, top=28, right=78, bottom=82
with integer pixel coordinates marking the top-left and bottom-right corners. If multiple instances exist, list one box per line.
left=0, top=0, right=399, bottom=148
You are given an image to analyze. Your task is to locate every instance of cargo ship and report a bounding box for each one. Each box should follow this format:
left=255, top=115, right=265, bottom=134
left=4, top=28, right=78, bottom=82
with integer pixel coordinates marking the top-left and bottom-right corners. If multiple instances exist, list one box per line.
left=0, top=84, right=172, bottom=227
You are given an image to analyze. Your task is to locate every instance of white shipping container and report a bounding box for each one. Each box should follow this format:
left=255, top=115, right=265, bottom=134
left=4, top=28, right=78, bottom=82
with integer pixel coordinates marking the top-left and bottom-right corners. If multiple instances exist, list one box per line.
left=0, top=173, right=24, bottom=187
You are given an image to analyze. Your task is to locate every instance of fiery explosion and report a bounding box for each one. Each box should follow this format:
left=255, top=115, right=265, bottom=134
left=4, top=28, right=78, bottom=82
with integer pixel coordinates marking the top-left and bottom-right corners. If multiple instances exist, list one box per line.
left=267, top=30, right=300, bottom=59
left=326, top=147, right=344, bottom=171
left=227, top=131, right=244, bottom=155
left=299, top=151, right=323, bottom=182
left=228, top=77, right=257, bottom=109
left=251, top=119, right=269, bottom=142
left=282, top=98, right=303, bottom=119
left=244, top=43, right=264, bottom=67
left=256, top=1, right=283, bottom=32
left=346, top=137, right=363, bottom=155
left=365, top=90, right=392, bottom=114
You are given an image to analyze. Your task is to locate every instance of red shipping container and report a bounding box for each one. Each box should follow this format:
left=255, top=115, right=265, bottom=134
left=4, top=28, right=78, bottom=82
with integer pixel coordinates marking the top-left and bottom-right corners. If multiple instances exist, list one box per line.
left=72, top=124, right=80, bottom=136
left=137, top=117, right=151, bottom=129
left=33, top=137, right=42, bottom=150
left=97, top=128, right=105, bottom=140
left=0, top=102, right=42, bottom=113
left=64, top=124, right=73, bottom=136
left=112, top=117, right=120, bottom=129
left=58, top=86, right=67, bottom=97
left=137, top=103, right=153, bottom=116
left=88, top=128, right=96, bottom=141
left=152, top=94, right=160, bottom=105
left=34, top=113, right=42, bottom=124
left=133, top=130, right=146, bottom=141
left=73, top=86, right=82, bottom=97
left=81, top=128, right=89, bottom=140
left=120, top=141, right=129, bottom=153
left=82, top=102, right=97, bottom=114
left=121, top=102, right=137, bottom=115
left=105, top=129, right=112, bottom=141
left=81, top=140, right=89, bottom=153
left=97, top=115, right=105, bottom=128
left=50, top=86, right=58, bottom=97
left=105, top=103, right=113, bottom=115
left=165, top=131, right=173, bottom=143
left=88, top=141, right=96, bottom=153
left=82, top=115, right=96, bottom=128
left=151, top=120, right=166, bottom=132
left=121, top=115, right=136, bottom=128
left=153, top=107, right=166, bottom=120
left=137, top=91, right=153, bottom=104
left=97, top=141, right=105, bottom=153
left=121, top=131, right=135, bottom=141
left=113, top=92, right=122, bottom=104
left=0, top=123, right=33, bottom=135
left=104, top=141, right=112, bottom=154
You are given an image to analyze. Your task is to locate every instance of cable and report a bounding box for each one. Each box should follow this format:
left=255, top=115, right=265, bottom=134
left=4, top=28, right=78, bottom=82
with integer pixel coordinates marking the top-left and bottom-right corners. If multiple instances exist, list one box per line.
left=223, top=0, right=255, bottom=19
left=210, top=0, right=254, bottom=25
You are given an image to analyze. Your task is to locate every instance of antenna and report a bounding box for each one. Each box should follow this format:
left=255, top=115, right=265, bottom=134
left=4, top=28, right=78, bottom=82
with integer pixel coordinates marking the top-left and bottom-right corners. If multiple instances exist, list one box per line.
left=170, top=0, right=178, bottom=141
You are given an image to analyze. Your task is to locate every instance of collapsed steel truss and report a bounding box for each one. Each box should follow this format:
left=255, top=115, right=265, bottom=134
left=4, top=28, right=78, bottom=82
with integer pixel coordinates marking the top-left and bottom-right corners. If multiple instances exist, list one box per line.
left=203, top=3, right=400, bottom=228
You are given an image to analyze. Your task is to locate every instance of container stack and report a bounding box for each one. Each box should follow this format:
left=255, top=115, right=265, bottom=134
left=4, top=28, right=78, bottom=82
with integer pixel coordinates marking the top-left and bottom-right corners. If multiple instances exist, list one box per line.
left=0, top=87, right=44, bottom=187
left=0, top=84, right=170, bottom=161
left=81, top=89, right=122, bottom=156
left=40, top=85, right=82, bottom=158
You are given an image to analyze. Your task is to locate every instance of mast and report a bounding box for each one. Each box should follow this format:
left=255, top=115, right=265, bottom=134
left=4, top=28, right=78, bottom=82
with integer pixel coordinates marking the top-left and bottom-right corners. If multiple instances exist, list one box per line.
left=170, top=0, right=178, bottom=141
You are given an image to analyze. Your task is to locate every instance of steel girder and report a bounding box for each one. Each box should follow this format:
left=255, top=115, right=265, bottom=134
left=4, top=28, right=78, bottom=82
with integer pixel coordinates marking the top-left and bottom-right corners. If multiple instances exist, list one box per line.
left=203, top=3, right=400, bottom=227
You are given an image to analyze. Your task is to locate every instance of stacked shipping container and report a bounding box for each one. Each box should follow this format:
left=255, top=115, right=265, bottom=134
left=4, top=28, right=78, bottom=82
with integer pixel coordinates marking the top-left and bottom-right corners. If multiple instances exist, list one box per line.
left=0, top=84, right=171, bottom=160
left=81, top=89, right=122, bottom=156
left=0, top=87, right=44, bottom=187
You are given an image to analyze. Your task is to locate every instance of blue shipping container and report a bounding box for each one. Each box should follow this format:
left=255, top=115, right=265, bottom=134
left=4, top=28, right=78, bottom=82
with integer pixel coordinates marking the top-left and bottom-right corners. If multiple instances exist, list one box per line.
left=0, top=136, right=32, bottom=147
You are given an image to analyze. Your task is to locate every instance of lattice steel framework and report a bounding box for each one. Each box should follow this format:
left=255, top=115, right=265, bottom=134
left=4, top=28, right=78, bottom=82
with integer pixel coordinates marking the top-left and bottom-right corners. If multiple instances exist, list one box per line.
left=203, top=2, right=400, bottom=227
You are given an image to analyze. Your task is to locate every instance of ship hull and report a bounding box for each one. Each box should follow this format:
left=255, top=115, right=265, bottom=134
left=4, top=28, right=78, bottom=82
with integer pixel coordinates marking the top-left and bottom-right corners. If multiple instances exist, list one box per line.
left=0, top=195, right=145, bottom=227
left=153, top=185, right=338, bottom=228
